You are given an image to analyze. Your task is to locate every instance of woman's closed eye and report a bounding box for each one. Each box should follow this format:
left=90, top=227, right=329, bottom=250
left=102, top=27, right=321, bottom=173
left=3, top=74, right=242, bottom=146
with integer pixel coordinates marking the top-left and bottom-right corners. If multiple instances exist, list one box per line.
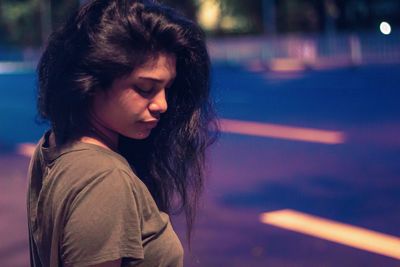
left=134, top=85, right=154, bottom=96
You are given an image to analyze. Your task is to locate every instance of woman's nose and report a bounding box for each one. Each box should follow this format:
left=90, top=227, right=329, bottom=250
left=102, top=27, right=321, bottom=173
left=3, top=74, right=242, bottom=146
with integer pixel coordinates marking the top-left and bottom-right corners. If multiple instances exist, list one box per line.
left=148, top=89, right=168, bottom=115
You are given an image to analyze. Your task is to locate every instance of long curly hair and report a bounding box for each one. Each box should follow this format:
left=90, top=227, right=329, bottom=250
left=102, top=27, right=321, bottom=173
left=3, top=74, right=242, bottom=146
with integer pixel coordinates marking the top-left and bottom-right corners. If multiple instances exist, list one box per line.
left=37, top=0, right=218, bottom=243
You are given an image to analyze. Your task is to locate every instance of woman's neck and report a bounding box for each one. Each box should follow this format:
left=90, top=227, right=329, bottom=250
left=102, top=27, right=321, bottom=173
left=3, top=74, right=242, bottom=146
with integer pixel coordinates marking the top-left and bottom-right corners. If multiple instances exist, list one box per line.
left=80, top=112, right=119, bottom=152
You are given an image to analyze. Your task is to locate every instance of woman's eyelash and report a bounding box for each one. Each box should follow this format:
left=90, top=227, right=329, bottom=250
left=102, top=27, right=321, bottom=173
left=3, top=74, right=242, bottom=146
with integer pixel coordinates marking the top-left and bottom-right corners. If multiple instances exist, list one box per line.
left=135, top=86, right=153, bottom=95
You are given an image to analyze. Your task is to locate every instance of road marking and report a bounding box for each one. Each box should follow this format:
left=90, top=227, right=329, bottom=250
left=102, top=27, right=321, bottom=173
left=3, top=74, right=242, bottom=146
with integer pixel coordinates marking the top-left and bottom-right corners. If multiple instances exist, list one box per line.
left=260, top=209, right=400, bottom=260
left=220, top=119, right=345, bottom=144
left=0, top=62, right=35, bottom=74
left=15, top=119, right=343, bottom=157
left=16, top=143, right=36, bottom=157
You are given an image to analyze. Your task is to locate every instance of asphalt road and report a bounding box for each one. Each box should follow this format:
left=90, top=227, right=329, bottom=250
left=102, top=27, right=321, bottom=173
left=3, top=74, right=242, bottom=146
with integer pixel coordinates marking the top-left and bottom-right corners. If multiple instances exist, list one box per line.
left=1, top=63, right=399, bottom=266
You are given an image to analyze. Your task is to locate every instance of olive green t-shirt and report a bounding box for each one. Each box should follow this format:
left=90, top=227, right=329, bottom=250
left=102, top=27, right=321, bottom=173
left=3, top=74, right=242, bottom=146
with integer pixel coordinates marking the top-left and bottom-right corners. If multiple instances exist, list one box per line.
left=27, top=131, right=184, bottom=266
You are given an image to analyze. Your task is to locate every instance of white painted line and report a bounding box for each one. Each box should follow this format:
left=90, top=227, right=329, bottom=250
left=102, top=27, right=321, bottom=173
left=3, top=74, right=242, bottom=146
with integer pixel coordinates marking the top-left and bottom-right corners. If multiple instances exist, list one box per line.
left=16, top=143, right=36, bottom=157
left=260, top=209, right=400, bottom=260
left=0, top=62, right=35, bottom=74
left=220, top=119, right=345, bottom=144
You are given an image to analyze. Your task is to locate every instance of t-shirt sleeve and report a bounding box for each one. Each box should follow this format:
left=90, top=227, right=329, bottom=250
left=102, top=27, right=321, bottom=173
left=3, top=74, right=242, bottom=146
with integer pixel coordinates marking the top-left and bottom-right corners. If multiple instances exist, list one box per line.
left=61, top=168, right=144, bottom=266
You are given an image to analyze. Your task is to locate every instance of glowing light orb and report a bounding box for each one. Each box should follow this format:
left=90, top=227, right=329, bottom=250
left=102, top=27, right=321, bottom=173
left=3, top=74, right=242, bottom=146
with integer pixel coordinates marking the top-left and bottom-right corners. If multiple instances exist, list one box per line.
left=197, top=0, right=220, bottom=30
left=380, top=21, right=391, bottom=35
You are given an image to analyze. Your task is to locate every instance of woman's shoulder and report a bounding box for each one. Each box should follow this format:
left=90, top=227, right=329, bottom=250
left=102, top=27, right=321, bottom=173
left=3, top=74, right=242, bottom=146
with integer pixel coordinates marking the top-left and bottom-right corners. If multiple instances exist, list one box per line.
left=46, top=141, right=142, bottom=192
left=37, top=140, right=154, bottom=215
left=53, top=141, right=129, bottom=171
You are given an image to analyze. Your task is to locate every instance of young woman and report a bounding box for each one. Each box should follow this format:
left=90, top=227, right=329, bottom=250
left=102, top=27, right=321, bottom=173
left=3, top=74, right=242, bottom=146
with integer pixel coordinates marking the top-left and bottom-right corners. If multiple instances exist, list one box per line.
left=27, top=0, right=217, bottom=266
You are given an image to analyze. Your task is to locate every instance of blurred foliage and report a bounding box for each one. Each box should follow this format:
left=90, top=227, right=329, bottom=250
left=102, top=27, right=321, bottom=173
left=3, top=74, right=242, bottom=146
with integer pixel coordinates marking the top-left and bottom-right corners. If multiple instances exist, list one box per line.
left=163, top=0, right=263, bottom=35
left=214, top=0, right=263, bottom=35
left=335, top=0, right=400, bottom=31
left=277, top=0, right=400, bottom=33
left=1, top=0, right=399, bottom=47
left=160, top=0, right=198, bottom=21
left=0, top=0, right=78, bottom=47
left=50, top=0, right=79, bottom=30
left=277, top=0, right=324, bottom=33
left=0, top=0, right=41, bottom=46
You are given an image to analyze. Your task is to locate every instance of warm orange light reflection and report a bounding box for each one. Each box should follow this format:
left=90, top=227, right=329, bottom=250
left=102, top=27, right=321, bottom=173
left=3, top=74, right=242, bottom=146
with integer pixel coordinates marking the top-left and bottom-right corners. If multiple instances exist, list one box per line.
left=269, top=58, right=306, bottom=72
left=220, top=119, right=345, bottom=144
left=260, top=209, right=400, bottom=260
left=17, top=143, right=36, bottom=157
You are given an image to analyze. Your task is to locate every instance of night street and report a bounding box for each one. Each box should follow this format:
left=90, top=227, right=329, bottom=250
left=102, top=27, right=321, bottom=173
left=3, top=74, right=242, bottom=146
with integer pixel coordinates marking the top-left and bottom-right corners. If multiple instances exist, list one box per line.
left=1, top=63, right=399, bottom=266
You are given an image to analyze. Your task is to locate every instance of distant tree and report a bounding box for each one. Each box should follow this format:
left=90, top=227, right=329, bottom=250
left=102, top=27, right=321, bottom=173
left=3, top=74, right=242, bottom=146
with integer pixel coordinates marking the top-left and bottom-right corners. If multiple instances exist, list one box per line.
left=0, top=0, right=42, bottom=46
left=276, top=0, right=400, bottom=34
left=51, top=0, right=79, bottom=30
left=334, top=0, right=400, bottom=31
left=0, top=0, right=79, bottom=47
left=219, top=0, right=263, bottom=34
left=160, top=0, right=197, bottom=21
left=161, top=0, right=264, bottom=35
left=277, top=0, right=321, bottom=33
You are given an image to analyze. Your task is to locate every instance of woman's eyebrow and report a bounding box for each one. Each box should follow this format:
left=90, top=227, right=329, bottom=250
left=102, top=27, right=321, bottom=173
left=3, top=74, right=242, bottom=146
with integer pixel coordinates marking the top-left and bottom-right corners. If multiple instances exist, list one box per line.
left=138, top=76, right=176, bottom=87
left=138, top=77, right=163, bottom=83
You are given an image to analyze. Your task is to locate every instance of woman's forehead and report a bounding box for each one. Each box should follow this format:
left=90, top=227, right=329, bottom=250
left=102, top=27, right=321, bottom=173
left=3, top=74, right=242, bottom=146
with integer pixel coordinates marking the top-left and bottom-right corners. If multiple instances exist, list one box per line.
left=132, top=53, right=177, bottom=82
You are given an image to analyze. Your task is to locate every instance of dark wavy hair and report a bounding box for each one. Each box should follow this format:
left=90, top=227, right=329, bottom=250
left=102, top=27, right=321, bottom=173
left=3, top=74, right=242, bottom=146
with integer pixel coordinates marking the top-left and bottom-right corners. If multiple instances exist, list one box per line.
left=37, top=0, right=218, bottom=243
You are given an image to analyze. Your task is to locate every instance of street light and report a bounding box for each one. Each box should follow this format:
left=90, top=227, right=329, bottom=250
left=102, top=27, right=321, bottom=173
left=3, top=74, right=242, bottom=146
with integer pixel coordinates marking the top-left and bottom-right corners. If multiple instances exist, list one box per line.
left=380, top=21, right=392, bottom=35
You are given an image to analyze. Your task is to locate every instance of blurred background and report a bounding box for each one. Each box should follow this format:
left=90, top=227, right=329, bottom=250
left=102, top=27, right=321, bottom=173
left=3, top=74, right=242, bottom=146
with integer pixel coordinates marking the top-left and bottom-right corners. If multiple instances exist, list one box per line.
left=1, top=0, right=399, bottom=266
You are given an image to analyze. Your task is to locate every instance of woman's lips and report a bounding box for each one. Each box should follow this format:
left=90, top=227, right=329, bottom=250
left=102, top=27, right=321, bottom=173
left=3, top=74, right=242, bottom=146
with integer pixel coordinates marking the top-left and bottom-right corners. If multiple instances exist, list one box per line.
left=140, top=120, right=159, bottom=129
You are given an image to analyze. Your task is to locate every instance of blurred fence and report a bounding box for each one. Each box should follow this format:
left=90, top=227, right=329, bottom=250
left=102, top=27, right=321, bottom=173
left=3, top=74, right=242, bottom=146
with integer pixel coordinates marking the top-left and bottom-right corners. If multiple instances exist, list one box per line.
left=0, top=47, right=39, bottom=73
left=1, top=31, right=400, bottom=73
left=207, top=31, right=400, bottom=69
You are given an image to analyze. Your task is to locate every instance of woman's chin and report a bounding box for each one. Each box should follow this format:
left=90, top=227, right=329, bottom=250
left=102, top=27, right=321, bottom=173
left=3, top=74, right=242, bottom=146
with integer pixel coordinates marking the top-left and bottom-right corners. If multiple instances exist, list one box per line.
left=125, top=130, right=151, bottom=140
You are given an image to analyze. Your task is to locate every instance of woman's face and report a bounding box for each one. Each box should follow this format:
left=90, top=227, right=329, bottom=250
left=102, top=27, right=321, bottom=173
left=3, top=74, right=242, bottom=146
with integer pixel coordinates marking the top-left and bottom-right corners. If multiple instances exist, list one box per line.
left=91, top=53, right=176, bottom=140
